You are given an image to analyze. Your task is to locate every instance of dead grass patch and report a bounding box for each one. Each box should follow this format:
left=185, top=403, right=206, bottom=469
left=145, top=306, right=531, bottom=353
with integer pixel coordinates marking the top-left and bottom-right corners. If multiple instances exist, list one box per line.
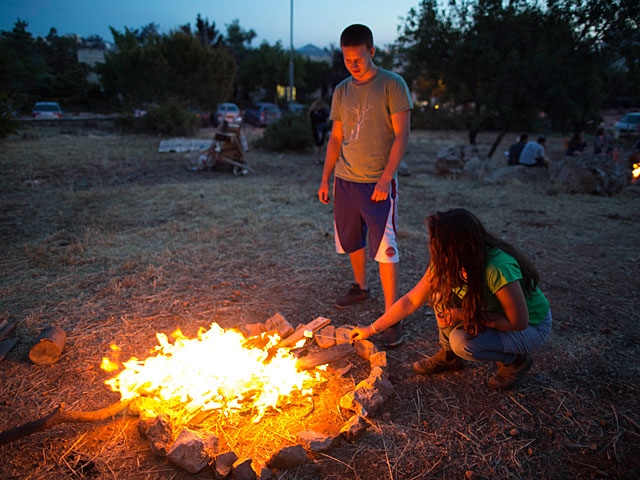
left=0, top=125, right=639, bottom=478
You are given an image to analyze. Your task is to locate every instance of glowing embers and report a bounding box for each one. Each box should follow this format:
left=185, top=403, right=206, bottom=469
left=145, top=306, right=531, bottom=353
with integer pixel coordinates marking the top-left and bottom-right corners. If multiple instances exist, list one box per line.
left=101, top=323, right=324, bottom=422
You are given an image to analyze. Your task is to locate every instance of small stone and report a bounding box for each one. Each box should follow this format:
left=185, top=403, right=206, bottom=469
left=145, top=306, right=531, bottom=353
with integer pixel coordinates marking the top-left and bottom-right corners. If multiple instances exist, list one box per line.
left=367, top=367, right=393, bottom=400
left=340, top=382, right=384, bottom=417
left=369, top=351, right=387, bottom=369
left=166, top=428, right=217, bottom=473
left=353, top=339, right=378, bottom=360
left=266, top=444, right=307, bottom=470
left=216, top=451, right=239, bottom=479
left=509, top=428, right=519, bottom=436
left=335, top=327, right=352, bottom=345
left=589, top=443, right=598, bottom=451
left=465, top=470, right=476, bottom=479
left=146, top=414, right=173, bottom=456
left=265, top=313, right=294, bottom=339
left=527, top=447, right=534, bottom=455
left=315, top=325, right=336, bottom=349
left=297, top=430, right=340, bottom=453
left=340, top=415, right=368, bottom=443
left=382, top=412, right=392, bottom=421
left=233, top=458, right=257, bottom=480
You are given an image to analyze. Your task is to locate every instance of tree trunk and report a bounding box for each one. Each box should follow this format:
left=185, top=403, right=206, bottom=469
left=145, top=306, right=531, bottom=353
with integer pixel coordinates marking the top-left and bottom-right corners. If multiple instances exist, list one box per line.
left=488, top=130, right=508, bottom=159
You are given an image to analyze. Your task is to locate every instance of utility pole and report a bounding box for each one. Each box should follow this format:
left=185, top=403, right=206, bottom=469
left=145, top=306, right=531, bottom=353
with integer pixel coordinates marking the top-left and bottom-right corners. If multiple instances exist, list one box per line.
left=288, top=0, right=294, bottom=107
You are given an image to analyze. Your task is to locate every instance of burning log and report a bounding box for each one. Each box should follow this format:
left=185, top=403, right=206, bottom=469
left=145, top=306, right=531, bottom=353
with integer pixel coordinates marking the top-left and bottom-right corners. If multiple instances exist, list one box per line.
left=29, top=326, right=66, bottom=365
left=295, top=342, right=355, bottom=371
left=278, top=316, right=330, bottom=348
left=0, top=399, right=131, bottom=446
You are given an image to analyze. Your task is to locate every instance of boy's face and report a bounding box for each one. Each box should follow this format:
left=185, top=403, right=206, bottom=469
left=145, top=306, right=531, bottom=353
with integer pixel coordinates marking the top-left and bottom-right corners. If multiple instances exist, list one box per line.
left=341, top=44, right=375, bottom=82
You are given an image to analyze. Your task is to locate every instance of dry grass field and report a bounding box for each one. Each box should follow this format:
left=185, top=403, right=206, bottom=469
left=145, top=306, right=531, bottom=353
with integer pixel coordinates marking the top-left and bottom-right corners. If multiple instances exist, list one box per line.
left=0, top=123, right=639, bottom=479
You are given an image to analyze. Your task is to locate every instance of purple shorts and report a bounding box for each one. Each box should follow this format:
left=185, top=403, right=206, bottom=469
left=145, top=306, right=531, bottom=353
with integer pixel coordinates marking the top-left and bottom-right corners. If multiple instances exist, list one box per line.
left=333, top=177, right=399, bottom=263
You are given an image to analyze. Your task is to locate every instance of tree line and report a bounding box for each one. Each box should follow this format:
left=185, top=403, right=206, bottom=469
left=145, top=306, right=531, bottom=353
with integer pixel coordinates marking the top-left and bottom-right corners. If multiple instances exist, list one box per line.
left=1, top=1, right=639, bottom=142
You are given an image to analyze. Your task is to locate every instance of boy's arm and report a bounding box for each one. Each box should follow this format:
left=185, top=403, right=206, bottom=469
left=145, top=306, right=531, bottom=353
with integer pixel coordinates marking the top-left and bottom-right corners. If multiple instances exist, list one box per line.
left=371, top=109, right=411, bottom=202
left=318, top=121, right=343, bottom=204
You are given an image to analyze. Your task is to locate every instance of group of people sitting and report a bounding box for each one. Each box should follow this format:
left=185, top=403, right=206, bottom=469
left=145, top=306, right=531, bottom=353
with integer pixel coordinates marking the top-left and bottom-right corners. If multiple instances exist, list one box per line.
left=507, top=127, right=621, bottom=168
left=507, top=134, right=548, bottom=167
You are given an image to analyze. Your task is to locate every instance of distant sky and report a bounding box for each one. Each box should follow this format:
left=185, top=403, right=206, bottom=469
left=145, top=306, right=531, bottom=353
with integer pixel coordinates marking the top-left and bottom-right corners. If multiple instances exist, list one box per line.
left=0, top=0, right=421, bottom=49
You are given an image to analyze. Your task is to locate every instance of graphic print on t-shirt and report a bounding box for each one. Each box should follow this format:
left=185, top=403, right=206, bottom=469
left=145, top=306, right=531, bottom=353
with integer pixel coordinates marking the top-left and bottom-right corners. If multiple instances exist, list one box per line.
left=344, top=103, right=372, bottom=143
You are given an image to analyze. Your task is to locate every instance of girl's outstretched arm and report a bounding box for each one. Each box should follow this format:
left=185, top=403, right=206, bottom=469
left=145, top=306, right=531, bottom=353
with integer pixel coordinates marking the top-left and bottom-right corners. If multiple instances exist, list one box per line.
left=351, top=268, right=434, bottom=341
left=484, top=281, right=529, bottom=331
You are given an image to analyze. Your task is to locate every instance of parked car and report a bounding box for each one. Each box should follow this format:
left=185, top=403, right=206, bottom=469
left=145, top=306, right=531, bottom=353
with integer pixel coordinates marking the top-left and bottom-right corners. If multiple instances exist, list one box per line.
left=32, top=101, right=62, bottom=119
left=244, top=102, right=282, bottom=127
left=215, top=102, right=242, bottom=126
left=614, top=112, right=640, bottom=135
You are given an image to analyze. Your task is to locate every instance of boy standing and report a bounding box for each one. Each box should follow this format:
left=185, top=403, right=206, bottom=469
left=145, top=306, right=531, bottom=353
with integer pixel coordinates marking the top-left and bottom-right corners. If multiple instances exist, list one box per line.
left=317, top=24, right=412, bottom=346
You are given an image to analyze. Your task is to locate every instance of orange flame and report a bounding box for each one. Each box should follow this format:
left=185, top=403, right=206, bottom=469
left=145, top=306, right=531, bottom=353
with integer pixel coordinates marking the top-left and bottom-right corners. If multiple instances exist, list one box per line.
left=633, top=163, right=640, bottom=181
left=101, top=323, right=324, bottom=422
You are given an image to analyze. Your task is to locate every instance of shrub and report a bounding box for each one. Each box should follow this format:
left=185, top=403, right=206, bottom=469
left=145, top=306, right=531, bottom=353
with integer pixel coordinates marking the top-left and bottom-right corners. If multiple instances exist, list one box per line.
left=115, top=104, right=198, bottom=136
left=254, top=112, right=313, bottom=151
left=139, top=104, right=199, bottom=136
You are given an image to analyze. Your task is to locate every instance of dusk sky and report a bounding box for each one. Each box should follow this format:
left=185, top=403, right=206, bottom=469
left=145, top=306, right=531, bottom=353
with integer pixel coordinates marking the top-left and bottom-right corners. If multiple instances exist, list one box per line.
left=0, top=0, right=421, bottom=49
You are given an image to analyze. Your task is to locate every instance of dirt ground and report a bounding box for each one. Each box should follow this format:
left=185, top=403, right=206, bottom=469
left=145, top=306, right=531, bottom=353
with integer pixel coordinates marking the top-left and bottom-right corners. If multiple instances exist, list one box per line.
left=1, top=124, right=639, bottom=479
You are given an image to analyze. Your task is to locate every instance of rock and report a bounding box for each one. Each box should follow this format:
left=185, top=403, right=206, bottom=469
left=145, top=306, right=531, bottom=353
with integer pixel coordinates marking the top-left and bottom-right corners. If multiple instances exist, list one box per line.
left=335, top=327, right=352, bottom=345
left=509, top=428, right=519, bottom=436
left=265, top=313, right=294, bottom=339
left=550, top=154, right=626, bottom=195
left=215, top=451, right=239, bottom=479
left=340, top=381, right=385, bottom=417
left=398, top=159, right=411, bottom=176
left=315, top=325, right=335, bottom=349
left=435, top=144, right=479, bottom=175
left=233, top=458, right=257, bottom=480
left=242, top=323, right=266, bottom=338
left=484, top=165, right=548, bottom=184
left=297, top=430, right=341, bottom=453
left=461, top=156, right=488, bottom=179
left=354, top=339, right=378, bottom=360
left=369, top=351, right=387, bottom=369
left=367, top=367, right=393, bottom=400
left=146, top=414, right=174, bottom=456
left=166, top=428, right=218, bottom=473
left=266, top=444, right=307, bottom=470
left=340, top=415, right=369, bottom=443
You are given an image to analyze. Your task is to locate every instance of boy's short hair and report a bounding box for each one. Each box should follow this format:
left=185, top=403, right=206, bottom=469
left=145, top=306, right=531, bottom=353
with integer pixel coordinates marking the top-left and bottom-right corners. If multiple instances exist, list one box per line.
left=340, top=24, right=373, bottom=50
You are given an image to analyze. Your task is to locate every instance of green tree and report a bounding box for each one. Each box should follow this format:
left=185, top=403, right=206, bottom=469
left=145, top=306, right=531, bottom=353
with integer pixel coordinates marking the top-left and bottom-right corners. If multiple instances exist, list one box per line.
left=98, top=23, right=235, bottom=110
left=398, top=0, right=605, bottom=154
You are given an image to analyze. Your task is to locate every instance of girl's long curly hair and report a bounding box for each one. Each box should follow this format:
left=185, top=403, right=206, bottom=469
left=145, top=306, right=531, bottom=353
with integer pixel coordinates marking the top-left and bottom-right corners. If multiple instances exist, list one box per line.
left=427, top=209, right=540, bottom=336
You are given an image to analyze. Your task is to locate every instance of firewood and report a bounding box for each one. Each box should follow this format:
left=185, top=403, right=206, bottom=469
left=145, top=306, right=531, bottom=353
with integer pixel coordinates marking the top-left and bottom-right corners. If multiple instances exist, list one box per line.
left=295, top=343, right=355, bottom=371
left=28, top=326, right=66, bottom=365
left=278, top=316, right=331, bottom=348
left=0, top=399, right=131, bottom=446
left=0, top=338, right=19, bottom=363
left=0, top=320, right=18, bottom=342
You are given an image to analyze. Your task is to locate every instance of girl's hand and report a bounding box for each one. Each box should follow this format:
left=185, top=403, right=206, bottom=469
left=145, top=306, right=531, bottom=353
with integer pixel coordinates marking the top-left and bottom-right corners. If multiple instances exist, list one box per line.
left=350, top=325, right=374, bottom=343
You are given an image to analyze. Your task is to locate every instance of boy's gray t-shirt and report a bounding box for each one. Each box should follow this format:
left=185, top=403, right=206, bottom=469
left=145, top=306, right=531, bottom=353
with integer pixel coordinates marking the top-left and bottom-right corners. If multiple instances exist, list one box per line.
left=330, top=68, right=412, bottom=183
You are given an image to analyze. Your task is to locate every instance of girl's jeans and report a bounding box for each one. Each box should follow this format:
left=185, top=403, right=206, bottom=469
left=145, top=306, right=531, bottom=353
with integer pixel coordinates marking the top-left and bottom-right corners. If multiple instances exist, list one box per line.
left=439, top=310, right=552, bottom=365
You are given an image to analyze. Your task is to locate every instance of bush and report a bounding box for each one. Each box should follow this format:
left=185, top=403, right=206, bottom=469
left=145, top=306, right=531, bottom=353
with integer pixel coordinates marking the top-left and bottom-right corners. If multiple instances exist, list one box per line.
left=143, top=104, right=199, bottom=136
left=254, top=112, right=313, bottom=151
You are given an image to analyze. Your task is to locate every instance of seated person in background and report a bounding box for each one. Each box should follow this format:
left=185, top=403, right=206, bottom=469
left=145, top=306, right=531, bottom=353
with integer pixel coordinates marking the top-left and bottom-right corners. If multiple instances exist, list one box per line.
left=507, top=134, right=528, bottom=166
left=518, top=136, right=548, bottom=167
left=566, top=132, right=587, bottom=156
left=594, top=127, right=606, bottom=154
